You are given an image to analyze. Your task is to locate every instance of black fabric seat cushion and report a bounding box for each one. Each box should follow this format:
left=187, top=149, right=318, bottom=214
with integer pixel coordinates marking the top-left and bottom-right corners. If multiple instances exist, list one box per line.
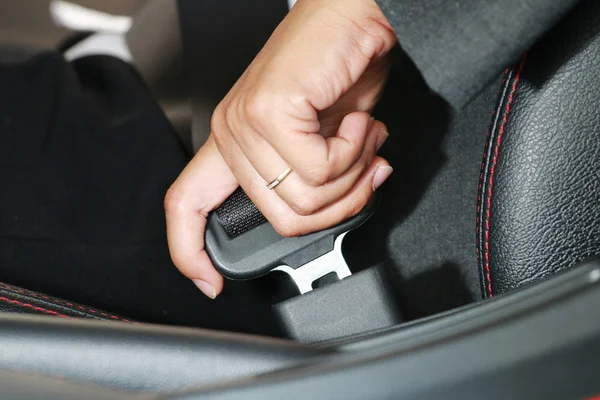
left=0, top=52, right=279, bottom=336
left=476, top=0, right=600, bottom=297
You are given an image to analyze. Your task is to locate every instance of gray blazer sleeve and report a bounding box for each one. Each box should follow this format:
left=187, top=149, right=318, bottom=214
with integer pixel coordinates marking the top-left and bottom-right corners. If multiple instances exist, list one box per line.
left=376, top=0, right=580, bottom=108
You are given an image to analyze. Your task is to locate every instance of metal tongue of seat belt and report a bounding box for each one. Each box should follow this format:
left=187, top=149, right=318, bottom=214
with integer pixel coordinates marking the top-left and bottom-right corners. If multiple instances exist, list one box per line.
left=205, top=188, right=380, bottom=294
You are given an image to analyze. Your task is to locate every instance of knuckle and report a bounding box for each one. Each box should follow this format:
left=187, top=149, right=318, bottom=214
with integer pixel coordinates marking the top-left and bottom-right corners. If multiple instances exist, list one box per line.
left=210, top=102, right=227, bottom=132
left=164, top=186, right=182, bottom=213
left=212, top=103, right=243, bottom=151
left=243, top=92, right=270, bottom=130
left=289, top=193, right=321, bottom=216
left=170, top=254, right=190, bottom=275
left=210, top=104, right=229, bottom=144
left=171, top=257, right=202, bottom=281
left=303, top=165, right=331, bottom=187
left=345, top=193, right=370, bottom=220
left=271, top=215, right=303, bottom=238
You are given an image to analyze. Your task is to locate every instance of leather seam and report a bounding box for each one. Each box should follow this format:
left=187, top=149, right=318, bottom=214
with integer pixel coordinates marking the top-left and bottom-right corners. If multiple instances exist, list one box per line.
left=482, top=54, right=528, bottom=298
left=476, top=69, right=512, bottom=298
left=0, top=296, right=72, bottom=319
left=0, top=282, right=132, bottom=322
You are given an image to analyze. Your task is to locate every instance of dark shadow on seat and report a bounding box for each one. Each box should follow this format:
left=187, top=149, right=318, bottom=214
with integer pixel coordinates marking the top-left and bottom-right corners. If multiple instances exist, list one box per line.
left=344, top=46, right=451, bottom=269
left=396, top=262, right=474, bottom=320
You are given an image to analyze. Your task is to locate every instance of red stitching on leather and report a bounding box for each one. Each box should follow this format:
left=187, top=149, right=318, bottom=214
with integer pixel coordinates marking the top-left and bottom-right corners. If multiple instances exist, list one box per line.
left=484, top=55, right=527, bottom=298
left=0, top=282, right=130, bottom=322
left=0, top=297, right=71, bottom=319
left=476, top=71, right=510, bottom=262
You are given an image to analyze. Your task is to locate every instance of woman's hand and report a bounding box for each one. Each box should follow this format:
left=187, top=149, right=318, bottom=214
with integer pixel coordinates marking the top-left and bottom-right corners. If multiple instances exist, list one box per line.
left=164, top=0, right=397, bottom=298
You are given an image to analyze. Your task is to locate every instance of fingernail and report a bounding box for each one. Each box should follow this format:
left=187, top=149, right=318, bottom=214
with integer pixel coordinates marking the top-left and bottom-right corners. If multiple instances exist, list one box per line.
left=193, top=279, right=217, bottom=299
left=376, top=131, right=389, bottom=151
left=372, top=166, right=393, bottom=191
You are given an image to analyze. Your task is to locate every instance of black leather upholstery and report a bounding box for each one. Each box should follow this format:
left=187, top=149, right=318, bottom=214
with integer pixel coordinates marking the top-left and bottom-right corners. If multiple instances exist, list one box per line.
left=476, top=0, right=600, bottom=297
left=0, top=315, right=331, bottom=392
left=0, top=281, right=130, bottom=322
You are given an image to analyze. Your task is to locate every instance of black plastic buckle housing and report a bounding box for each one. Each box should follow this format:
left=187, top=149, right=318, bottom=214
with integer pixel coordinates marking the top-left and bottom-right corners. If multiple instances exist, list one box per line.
left=205, top=192, right=380, bottom=280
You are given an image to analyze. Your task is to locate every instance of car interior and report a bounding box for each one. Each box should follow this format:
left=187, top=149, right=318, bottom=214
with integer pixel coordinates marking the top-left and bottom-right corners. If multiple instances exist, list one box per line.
left=1, top=0, right=600, bottom=399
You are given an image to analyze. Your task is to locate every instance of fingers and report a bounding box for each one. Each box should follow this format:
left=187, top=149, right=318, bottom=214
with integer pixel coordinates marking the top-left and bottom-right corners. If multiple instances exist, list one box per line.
left=266, top=121, right=387, bottom=215
left=272, top=118, right=388, bottom=216
left=281, top=111, right=373, bottom=186
left=215, top=126, right=392, bottom=238
left=286, top=157, right=392, bottom=235
left=239, top=109, right=376, bottom=187
left=164, top=136, right=238, bottom=299
left=219, top=109, right=388, bottom=215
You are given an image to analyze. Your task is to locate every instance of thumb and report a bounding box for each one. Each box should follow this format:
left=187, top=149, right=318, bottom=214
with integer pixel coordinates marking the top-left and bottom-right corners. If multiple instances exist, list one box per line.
left=165, top=135, right=238, bottom=298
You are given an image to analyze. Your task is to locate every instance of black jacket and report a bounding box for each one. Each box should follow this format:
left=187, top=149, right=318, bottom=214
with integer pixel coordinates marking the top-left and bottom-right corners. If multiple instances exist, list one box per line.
left=376, top=0, right=579, bottom=108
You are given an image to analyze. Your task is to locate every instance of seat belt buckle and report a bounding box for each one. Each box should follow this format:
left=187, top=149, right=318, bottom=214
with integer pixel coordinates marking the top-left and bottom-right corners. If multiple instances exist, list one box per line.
left=272, top=232, right=350, bottom=294
left=205, top=190, right=380, bottom=293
